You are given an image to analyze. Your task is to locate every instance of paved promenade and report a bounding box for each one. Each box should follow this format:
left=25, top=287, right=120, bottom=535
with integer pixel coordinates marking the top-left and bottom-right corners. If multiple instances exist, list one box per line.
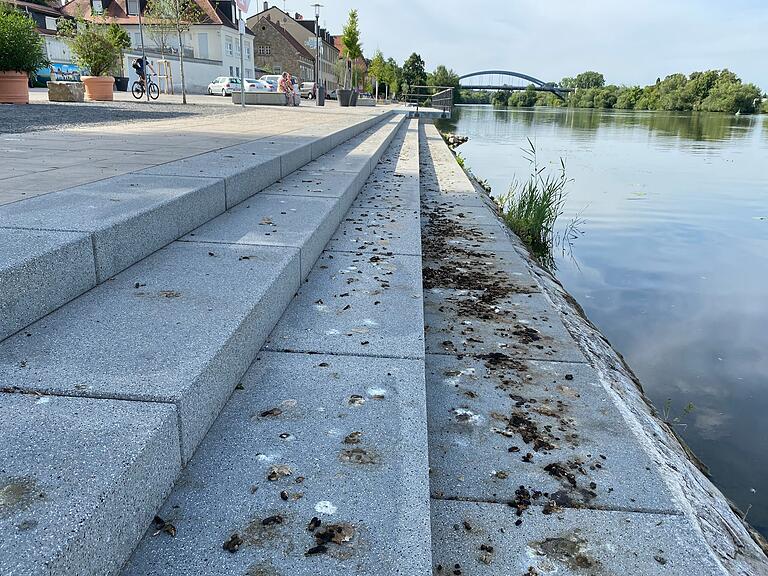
left=0, top=99, right=392, bottom=205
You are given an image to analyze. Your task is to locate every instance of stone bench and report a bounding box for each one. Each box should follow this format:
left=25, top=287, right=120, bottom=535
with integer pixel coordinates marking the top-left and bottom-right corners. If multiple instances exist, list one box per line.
left=47, top=81, right=84, bottom=102
left=357, top=97, right=376, bottom=107
left=231, top=91, right=287, bottom=106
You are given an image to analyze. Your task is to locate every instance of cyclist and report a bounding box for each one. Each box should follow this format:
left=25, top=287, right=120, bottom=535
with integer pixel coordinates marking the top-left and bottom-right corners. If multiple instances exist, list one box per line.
left=131, top=57, right=155, bottom=90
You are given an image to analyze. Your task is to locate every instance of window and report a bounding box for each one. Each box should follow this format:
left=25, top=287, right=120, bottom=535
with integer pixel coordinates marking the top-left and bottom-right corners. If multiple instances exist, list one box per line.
left=229, top=66, right=233, bottom=75
left=235, top=66, right=239, bottom=77
left=197, top=32, right=208, bottom=59
left=257, top=45, right=271, bottom=56
left=245, top=45, right=251, bottom=60
left=44, top=16, right=57, bottom=31
left=92, top=0, right=103, bottom=14
left=273, top=65, right=281, bottom=74
left=126, top=0, right=139, bottom=14
left=225, top=36, right=233, bottom=57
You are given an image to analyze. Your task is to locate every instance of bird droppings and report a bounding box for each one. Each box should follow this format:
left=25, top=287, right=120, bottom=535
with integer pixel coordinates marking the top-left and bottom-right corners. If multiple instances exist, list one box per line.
left=529, top=533, right=598, bottom=571
left=0, top=477, right=44, bottom=518
left=266, top=465, right=293, bottom=481
left=314, top=501, right=337, bottom=515
left=339, top=447, right=379, bottom=465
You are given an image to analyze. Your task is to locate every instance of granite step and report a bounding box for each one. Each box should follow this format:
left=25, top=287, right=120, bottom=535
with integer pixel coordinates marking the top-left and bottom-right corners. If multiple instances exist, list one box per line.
left=0, top=114, right=407, bottom=576
left=121, top=119, right=432, bottom=576
left=0, top=111, right=395, bottom=343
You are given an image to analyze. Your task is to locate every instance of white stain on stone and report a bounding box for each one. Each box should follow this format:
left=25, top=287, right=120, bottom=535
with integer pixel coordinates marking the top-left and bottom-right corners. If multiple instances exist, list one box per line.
left=315, top=501, right=337, bottom=514
left=367, top=387, right=387, bottom=399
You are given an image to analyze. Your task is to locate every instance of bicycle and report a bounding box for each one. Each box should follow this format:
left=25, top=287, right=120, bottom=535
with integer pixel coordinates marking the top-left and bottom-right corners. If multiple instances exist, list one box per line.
left=132, top=75, right=159, bottom=100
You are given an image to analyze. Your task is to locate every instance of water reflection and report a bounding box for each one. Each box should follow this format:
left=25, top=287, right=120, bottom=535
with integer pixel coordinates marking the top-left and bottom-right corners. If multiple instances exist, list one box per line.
left=444, top=105, right=762, bottom=143
left=446, top=105, right=768, bottom=537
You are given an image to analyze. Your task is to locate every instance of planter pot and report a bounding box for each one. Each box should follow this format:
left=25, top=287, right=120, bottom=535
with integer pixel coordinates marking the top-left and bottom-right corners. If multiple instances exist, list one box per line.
left=82, top=76, right=114, bottom=101
left=114, top=76, right=129, bottom=92
left=338, top=89, right=352, bottom=107
left=0, top=71, right=30, bottom=104
left=350, top=91, right=359, bottom=106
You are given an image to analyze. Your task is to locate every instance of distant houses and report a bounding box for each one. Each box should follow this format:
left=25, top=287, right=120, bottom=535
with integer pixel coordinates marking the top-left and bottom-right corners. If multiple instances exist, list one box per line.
left=2, top=0, right=353, bottom=93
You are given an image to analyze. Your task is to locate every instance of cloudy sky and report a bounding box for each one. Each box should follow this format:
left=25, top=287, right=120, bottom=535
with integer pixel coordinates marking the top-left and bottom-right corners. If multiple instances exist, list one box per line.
left=248, top=0, right=768, bottom=90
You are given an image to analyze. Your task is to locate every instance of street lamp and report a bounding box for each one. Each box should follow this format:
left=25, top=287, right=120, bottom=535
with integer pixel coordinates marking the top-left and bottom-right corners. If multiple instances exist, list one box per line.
left=127, top=0, right=150, bottom=101
left=311, top=3, right=322, bottom=105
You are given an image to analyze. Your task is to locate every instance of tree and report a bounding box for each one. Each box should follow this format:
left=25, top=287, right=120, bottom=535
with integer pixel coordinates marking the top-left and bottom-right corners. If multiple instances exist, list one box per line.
left=145, top=0, right=203, bottom=104
left=340, top=9, right=362, bottom=89
left=402, top=52, right=426, bottom=93
left=368, top=49, right=385, bottom=100
left=427, top=64, right=460, bottom=102
left=384, top=57, right=401, bottom=99
left=574, top=71, right=605, bottom=89
left=105, top=22, right=130, bottom=76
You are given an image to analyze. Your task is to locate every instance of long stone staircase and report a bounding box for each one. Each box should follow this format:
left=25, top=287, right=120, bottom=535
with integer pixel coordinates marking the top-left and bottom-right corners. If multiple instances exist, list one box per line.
left=0, top=111, right=411, bottom=576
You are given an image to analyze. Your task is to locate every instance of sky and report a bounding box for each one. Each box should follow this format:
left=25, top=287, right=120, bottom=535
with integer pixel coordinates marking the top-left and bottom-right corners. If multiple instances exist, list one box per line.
left=246, top=0, right=768, bottom=90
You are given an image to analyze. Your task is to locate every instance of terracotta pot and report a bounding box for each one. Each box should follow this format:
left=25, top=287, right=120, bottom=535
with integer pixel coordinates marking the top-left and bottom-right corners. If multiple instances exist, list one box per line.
left=0, top=71, right=30, bottom=105
left=82, top=76, right=114, bottom=101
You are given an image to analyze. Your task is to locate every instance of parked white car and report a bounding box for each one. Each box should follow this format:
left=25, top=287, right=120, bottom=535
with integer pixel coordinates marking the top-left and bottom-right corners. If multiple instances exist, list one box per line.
left=207, top=77, right=241, bottom=96
left=258, top=74, right=281, bottom=91
left=244, top=79, right=273, bottom=92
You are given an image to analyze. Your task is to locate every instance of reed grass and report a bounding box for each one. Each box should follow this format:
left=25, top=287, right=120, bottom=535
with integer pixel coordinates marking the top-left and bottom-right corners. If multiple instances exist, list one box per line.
left=496, top=139, right=571, bottom=266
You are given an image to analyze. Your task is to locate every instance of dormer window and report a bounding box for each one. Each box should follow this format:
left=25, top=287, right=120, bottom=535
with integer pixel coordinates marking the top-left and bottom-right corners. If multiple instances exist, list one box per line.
left=127, top=0, right=140, bottom=15
left=92, top=0, right=103, bottom=14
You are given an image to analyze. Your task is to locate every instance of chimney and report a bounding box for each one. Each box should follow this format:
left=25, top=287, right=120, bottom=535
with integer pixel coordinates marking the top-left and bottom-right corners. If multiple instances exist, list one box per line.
left=295, top=12, right=303, bottom=20
left=262, top=1, right=267, bottom=11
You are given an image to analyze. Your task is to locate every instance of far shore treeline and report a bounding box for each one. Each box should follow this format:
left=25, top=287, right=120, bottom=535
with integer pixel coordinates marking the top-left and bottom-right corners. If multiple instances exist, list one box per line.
left=484, top=70, right=767, bottom=114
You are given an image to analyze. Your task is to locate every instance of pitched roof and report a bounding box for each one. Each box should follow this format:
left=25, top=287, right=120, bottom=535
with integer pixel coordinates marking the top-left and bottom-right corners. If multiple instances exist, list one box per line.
left=5, top=0, right=64, bottom=18
left=255, top=15, right=314, bottom=61
left=59, top=0, right=253, bottom=34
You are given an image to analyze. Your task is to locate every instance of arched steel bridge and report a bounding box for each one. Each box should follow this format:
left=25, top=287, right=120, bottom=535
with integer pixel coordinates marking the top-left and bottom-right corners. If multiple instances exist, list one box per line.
left=459, top=70, right=572, bottom=99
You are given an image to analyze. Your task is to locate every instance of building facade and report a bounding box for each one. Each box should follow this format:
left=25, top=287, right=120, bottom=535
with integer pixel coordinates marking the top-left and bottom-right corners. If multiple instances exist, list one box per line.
left=246, top=4, right=339, bottom=91
left=250, top=17, right=313, bottom=83
left=60, top=0, right=255, bottom=91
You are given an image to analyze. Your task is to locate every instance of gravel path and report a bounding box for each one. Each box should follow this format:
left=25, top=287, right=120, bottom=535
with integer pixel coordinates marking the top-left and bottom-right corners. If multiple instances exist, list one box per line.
left=0, top=99, right=246, bottom=135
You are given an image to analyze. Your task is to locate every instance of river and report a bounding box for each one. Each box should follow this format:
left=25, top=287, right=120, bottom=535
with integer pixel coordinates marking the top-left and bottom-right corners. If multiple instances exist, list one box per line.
left=437, top=105, right=768, bottom=537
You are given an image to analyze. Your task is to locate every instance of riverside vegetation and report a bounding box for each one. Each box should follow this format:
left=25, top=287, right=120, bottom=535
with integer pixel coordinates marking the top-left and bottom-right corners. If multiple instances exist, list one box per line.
left=490, top=69, right=766, bottom=114
left=495, top=139, right=573, bottom=268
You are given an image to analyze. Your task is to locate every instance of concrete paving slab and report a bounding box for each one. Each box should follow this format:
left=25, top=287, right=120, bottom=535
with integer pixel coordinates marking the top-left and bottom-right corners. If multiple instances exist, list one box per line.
left=424, top=288, right=586, bottom=362
left=0, top=173, right=226, bottom=282
left=430, top=500, right=725, bottom=576
left=327, top=207, right=422, bottom=257
left=0, top=241, right=301, bottom=462
left=0, top=393, right=181, bottom=576
left=122, top=351, right=431, bottom=576
left=426, top=354, right=679, bottom=513
left=139, top=150, right=281, bottom=209
left=265, top=168, right=366, bottom=204
left=181, top=193, right=341, bottom=279
left=229, top=136, right=314, bottom=177
left=264, top=250, right=425, bottom=360
left=0, top=228, right=95, bottom=342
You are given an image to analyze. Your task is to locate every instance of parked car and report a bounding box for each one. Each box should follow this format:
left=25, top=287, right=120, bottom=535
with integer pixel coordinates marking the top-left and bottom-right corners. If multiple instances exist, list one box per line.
left=326, top=89, right=338, bottom=100
left=300, top=82, right=316, bottom=99
left=244, top=79, right=273, bottom=92
left=207, top=77, right=241, bottom=96
left=258, top=74, right=281, bottom=91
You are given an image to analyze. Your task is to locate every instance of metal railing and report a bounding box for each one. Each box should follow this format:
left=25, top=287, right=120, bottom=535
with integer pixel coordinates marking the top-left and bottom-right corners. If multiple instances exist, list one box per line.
left=401, top=85, right=454, bottom=117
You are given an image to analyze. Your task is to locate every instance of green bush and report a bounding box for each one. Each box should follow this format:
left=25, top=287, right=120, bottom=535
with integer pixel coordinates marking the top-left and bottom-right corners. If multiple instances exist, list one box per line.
left=68, top=25, right=120, bottom=77
left=0, top=6, right=49, bottom=73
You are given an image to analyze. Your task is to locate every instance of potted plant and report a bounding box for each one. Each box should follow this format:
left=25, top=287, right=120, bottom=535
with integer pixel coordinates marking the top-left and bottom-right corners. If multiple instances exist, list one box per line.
left=0, top=5, right=49, bottom=104
left=106, top=23, right=131, bottom=91
left=60, top=19, right=120, bottom=101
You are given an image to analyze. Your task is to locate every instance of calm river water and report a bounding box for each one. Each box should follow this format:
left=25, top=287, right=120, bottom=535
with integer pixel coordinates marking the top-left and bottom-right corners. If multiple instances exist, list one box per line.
left=438, top=105, right=768, bottom=536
